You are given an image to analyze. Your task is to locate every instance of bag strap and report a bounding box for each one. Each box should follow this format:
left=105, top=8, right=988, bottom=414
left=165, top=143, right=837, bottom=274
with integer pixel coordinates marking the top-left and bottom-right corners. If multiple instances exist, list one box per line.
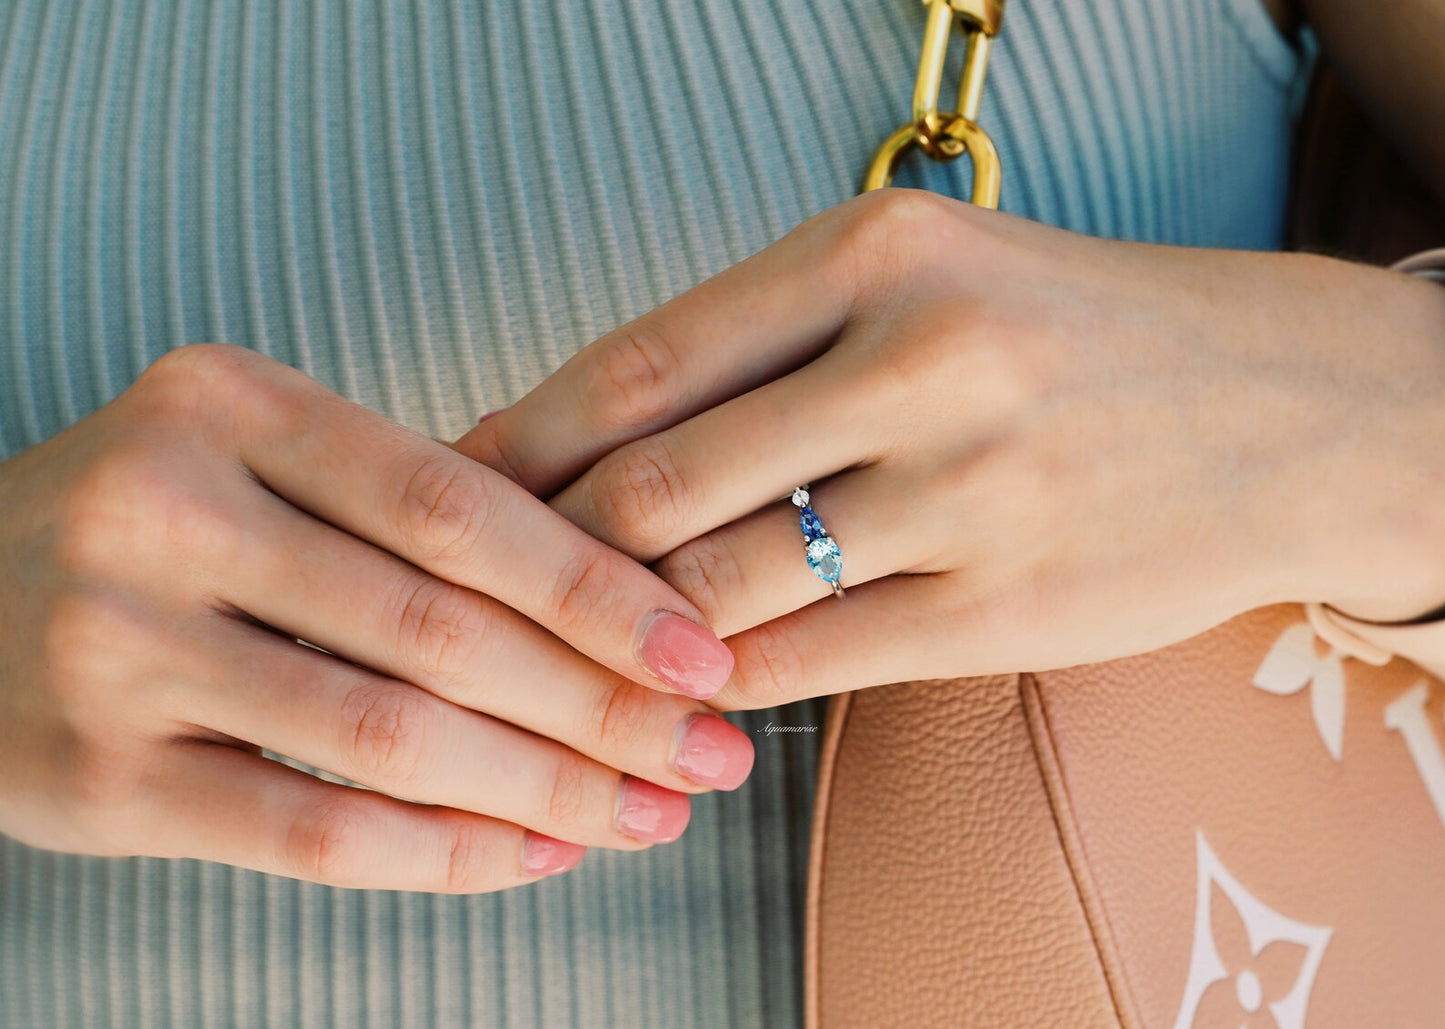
left=862, top=0, right=1006, bottom=204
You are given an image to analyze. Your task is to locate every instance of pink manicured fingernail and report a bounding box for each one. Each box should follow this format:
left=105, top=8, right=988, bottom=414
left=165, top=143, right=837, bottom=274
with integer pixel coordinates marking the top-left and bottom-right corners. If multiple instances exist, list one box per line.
left=476, top=407, right=507, bottom=424
left=673, top=714, right=755, bottom=791
left=521, top=832, right=586, bottom=876
left=616, top=777, right=691, bottom=844
left=637, top=611, right=735, bottom=700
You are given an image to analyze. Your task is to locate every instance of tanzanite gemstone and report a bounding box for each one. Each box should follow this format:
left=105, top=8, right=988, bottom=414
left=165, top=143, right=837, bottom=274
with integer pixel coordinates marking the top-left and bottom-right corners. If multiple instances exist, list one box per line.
left=799, top=506, right=826, bottom=541
left=805, top=536, right=843, bottom=584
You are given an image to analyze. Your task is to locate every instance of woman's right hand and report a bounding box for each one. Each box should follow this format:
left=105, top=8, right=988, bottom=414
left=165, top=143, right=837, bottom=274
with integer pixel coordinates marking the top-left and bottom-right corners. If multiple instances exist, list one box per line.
left=0, top=344, right=753, bottom=892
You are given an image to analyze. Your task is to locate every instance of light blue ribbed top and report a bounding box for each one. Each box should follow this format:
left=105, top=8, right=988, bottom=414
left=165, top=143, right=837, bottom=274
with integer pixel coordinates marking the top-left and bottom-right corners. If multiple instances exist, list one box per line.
left=0, top=1, right=1300, bottom=1026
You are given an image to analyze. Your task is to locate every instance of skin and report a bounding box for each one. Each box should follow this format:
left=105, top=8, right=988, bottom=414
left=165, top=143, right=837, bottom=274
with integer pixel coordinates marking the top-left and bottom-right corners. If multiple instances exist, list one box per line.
left=0, top=344, right=748, bottom=891
left=457, top=189, right=1445, bottom=710
left=3, top=1, right=1442, bottom=891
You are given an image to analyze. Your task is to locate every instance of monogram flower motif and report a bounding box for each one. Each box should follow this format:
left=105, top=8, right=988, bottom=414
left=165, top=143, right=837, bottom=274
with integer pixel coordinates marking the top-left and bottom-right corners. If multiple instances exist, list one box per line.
left=1172, top=833, right=1331, bottom=1029
left=1252, top=622, right=1347, bottom=761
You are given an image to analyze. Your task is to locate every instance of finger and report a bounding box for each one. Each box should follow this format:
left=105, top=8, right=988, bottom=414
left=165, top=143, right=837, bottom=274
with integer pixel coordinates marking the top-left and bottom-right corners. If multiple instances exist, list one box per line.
left=188, top=624, right=693, bottom=849
left=652, top=471, right=927, bottom=638
left=147, top=743, right=585, bottom=891
left=217, top=347, right=735, bottom=701
left=547, top=352, right=880, bottom=563
left=711, top=574, right=972, bottom=710
left=453, top=191, right=911, bottom=496
left=219, top=487, right=754, bottom=793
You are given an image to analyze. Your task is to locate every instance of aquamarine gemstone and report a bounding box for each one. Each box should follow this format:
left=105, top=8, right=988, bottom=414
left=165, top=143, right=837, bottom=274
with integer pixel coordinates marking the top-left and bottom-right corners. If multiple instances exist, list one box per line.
left=799, top=507, right=826, bottom=541
left=805, top=536, right=843, bottom=584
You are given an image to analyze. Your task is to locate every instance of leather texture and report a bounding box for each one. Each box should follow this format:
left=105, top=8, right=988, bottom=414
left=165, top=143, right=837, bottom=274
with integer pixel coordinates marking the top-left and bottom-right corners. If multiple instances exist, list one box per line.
left=808, top=605, right=1445, bottom=1027
left=806, top=676, right=1121, bottom=1027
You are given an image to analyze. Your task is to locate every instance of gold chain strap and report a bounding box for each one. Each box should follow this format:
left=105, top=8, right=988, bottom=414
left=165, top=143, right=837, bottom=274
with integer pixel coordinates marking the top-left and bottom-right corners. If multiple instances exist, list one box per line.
left=863, top=0, right=1004, bottom=208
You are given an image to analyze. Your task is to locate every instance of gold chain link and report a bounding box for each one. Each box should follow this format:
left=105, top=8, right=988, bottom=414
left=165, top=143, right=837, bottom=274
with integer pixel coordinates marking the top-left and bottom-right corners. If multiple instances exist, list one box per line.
left=862, top=0, right=1004, bottom=207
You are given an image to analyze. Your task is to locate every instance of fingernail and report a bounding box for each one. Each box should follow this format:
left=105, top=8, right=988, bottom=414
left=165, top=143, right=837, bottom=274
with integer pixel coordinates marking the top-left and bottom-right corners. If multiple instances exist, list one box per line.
left=673, top=714, right=755, bottom=791
left=476, top=407, right=507, bottom=424
left=637, top=611, right=735, bottom=700
left=616, top=777, right=691, bottom=844
left=521, top=832, right=586, bottom=877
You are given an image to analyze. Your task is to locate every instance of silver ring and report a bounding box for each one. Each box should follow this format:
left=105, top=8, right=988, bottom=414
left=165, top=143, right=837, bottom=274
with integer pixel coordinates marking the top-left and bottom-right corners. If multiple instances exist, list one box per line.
left=791, top=486, right=844, bottom=598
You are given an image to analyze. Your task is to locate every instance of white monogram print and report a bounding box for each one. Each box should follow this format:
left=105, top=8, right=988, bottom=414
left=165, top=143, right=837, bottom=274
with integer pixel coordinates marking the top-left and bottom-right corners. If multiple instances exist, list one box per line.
left=1174, top=624, right=1445, bottom=1022
left=1252, top=622, right=1445, bottom=834
left=1252, top=623, right=1347, bottom=761
left=1384, top=681, right=1445, bottom=831
left=1172, top=832, right=1332, bottom=1029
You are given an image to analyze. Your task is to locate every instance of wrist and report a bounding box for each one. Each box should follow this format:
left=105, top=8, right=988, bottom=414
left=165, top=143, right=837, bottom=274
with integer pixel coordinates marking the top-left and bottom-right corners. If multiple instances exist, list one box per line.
left=1303, top=254, right=1445, bottom=624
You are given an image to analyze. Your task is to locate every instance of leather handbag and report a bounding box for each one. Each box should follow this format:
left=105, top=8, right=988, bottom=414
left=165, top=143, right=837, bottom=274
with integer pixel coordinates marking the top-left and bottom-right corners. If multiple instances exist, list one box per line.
left=806, top=5, right=1445, bottom=1027
left=806, top=605, right=1445, bottom=1026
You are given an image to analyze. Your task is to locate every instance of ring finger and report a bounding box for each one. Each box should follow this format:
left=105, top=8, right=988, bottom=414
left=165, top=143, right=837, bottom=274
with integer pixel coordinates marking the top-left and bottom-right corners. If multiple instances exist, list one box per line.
left=654, top=468, right=933, bottom=638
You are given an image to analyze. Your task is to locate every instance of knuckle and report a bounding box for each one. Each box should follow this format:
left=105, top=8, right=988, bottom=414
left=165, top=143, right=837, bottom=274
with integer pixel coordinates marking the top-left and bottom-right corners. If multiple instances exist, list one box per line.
left=136, top=343, right=233, bottom=390
left=833, top=189, right=949, bottom=290
left=657, top=537, right=737, bottom=626
left=546, top=750, right=589, bottom=829
left=392, top=578, right=489, bottom=685
left=399, top=455, right=496, bottom=564
left=729, top=623, right=805, bottom=709
left=285, top=798, right=367, bottom=885
left=131, top=343, right=260, bottom=424
left=589, top=679, right=654, bottom=754
left=549, top=547, right=623, bottom=633
left=57, top=427, right=249, bottom=584
left=847, top=188, right=953, bottom=242
left=151, top=479, right=242, bottom=564
left=591, top=438, right=688, bottom=549
left=52, top=446, right=161, bottom=573
left=50, top=480, right=117, bottom=577
left=60, top=744, right=145, bottom=848
left=585, top=322, right=683, bottom=431
left=339, top=682, right=434, bottom=788
left=42, top=594, right=103, bottom=688
left=960, top=326, right=1041, bottom=412
left=43, top=596, right=151, bottom=718
left=441, top=820, right=497, bottom=893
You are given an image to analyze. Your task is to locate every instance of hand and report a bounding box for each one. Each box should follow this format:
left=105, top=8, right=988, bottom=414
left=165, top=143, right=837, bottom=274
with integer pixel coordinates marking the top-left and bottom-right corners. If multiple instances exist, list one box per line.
left=458, top=189, right=1445, bottom=707
left=0, top=345, right=753, bottom=891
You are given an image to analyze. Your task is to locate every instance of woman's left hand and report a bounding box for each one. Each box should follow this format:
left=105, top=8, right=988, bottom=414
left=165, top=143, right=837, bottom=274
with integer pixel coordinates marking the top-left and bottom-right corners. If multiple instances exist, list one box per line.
left=458, top=189, right=1445, bottom=708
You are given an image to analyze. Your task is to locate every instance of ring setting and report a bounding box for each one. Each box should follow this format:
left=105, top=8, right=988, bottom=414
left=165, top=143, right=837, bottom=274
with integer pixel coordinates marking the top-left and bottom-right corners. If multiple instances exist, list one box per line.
left=791, top=486, right=844, bottom=598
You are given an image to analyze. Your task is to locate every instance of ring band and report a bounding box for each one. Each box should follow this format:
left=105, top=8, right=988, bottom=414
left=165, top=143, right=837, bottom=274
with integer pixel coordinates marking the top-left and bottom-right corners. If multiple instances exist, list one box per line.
left=791, top=486, right=844, bottom=598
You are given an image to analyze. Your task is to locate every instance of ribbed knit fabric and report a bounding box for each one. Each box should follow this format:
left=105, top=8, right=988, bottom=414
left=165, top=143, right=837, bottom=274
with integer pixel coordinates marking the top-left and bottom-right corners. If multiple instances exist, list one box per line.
left=0, top=1, right=1300, bottom=1026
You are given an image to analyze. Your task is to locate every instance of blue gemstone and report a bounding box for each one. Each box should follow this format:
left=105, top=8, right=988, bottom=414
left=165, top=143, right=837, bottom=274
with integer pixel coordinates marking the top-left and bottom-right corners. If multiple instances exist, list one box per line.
left=799, top=507, right=826, bottom=541
left=805, top=536, right=843, bottom=584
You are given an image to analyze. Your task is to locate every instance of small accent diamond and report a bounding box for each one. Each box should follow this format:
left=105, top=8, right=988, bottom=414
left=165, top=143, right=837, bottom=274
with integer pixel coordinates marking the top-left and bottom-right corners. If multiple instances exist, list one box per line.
left=791, top=487, right=810, bottom=508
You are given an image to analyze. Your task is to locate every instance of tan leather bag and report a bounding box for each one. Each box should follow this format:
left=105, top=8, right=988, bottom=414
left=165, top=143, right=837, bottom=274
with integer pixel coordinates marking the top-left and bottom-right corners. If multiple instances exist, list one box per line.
left=805, top=605, right=1445, bottom=1026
